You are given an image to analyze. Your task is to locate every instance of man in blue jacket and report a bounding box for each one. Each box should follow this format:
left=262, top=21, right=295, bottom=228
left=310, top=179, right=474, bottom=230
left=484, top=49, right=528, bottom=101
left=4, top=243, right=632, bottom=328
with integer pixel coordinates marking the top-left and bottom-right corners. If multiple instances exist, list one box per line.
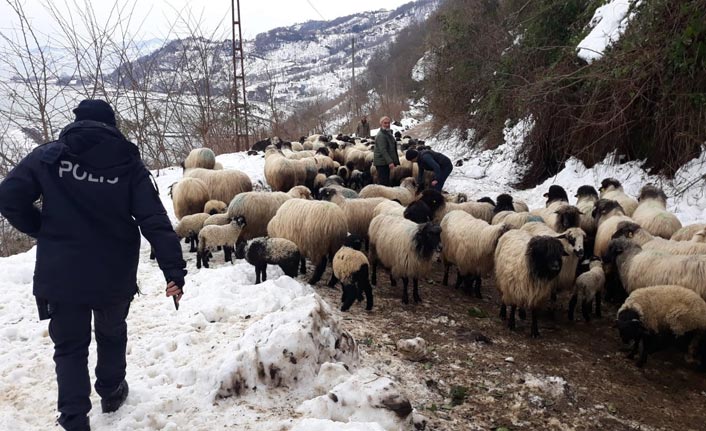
left=0, top=100, right=186, bottom=431
left=405, top=148, right=453, bottom=192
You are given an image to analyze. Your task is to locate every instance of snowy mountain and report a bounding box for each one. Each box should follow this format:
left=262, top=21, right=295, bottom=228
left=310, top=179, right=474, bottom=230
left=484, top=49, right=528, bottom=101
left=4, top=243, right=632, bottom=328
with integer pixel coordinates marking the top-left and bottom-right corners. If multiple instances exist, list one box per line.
left=108, top=0, right=440, bottom=113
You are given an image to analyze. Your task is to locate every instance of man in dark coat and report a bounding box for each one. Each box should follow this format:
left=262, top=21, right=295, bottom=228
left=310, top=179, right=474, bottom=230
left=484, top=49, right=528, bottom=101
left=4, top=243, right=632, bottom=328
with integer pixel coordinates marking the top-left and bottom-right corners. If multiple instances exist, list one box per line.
left=0, top=100, right=186, bottom=431
left=373, top=116, right=399, bottom=186
left=355, top=115, right=371, bottom=138
left=405, top=148, right=453, bottom=192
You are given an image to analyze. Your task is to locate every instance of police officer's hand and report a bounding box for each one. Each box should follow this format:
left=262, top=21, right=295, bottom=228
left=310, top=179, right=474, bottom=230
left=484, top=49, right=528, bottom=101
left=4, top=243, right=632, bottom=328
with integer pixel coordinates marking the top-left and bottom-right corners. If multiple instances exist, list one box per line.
left=166, top=281, right=183, bottom=306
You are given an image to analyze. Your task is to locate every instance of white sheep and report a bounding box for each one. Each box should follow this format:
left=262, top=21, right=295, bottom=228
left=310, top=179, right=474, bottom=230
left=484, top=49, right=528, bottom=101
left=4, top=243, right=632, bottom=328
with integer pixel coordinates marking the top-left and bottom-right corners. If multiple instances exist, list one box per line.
left=569, top=259, right=605, bottom=322
left=183, top=147, right=216, bottom=170
left=264, top=147, right=307, bottom=192
left=440, top=210, right=511, bottom=298
left=492, top=211, right=543, bottom=229
left=174, top=212, right=210, bottom=252
left=204, top=199, right=227, bottom=215
left=599, top=178, right=638, bottom=216
left=368, top=215, right=442, bottom=304
left=330, top=235, right=373, bottom=312
left=267, top=199, right=348, bottom=285
left=592, top=199, right=634, bottom=258
left=196, top=216, right=247, bottom=269
left=227, top=186, right=311, bottom=241
left=433, top=200, right=495, bottom=224
left=605, top=238, right=706, bottom=300
left=494, top=230, right=567, bottom=337
left=373, top=200, right=405, bottom=218
left=631, top=184, right=682, bottom=239
left=617, top=285, right=706, bottom=369
left=319, top=187, right=387, bottom=248
left=575, top=185, right=599, bottom=237
left=185, top=168, right=253, bottom=204
left=611, top=221, right=706, bottom=255
left=359, top=177, right=418, bottom=206
left=171, top=177, right=210, bottom=220
left=671, top=223, right=706, bottom=241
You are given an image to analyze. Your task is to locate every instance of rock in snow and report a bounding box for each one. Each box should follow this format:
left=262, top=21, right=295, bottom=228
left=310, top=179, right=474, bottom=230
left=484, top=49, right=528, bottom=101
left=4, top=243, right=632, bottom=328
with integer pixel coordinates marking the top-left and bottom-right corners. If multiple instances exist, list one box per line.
left=396, top=337, right=428, bottom=362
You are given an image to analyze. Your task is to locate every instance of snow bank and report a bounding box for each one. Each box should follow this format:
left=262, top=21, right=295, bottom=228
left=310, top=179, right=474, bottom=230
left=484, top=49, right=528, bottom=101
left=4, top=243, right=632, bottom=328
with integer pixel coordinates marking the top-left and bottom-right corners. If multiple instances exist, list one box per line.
left=577, top=0, right=642, bottom=63
left=298, top=369, right=421, bottom=431
left=289, top=418, right=386, bottom=431
left=215, top=294, right=358, bottom=398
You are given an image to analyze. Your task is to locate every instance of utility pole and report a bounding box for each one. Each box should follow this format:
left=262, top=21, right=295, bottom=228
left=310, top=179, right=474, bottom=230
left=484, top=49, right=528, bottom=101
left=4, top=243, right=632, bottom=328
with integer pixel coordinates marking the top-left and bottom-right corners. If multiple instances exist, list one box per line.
left=231, top=0, right=249, bottom=151
left=351, top=37, right=357, bottom=118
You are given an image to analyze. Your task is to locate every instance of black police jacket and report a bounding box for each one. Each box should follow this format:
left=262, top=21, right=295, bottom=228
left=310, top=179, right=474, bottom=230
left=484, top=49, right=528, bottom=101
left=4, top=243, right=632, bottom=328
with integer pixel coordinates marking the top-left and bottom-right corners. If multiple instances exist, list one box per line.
left=0, top=121, right=186, bottom=305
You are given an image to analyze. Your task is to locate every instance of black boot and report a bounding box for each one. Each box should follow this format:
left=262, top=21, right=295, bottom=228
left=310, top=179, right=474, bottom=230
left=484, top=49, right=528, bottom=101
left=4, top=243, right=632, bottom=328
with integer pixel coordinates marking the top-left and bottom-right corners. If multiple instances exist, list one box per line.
left=101, top=380, right=129, bottom=413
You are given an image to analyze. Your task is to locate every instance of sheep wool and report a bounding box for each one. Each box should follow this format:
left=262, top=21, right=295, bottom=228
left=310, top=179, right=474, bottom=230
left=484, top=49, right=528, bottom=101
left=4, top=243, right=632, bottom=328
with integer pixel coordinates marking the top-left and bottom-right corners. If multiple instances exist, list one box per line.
left=172, top=177, right=210, bottom=220
left=264, top=148, right=307, bottom=192
left=593, top=200, right=633, bottom=258
left=319, top=187, right=387, bottom=240
left=441, top=210, right=511, bottom=297
left=434, top=201, right=495, bottom=224
left=241, top=237, right=301, bottom=284
left=492, top=211, right=542, bottom=229
left=612, top=221, right=706, bottom=256
left=174, top=212, right=210, bottom=252
left=620, top=285, right=706, bottom=336
left=185, top=168, right=253, bottom=204
left=606, top=238, right=706, bottom=299
left=570, top=259, right=605, bottom=321
left=671, top=223, right=706, bottom=241
left=599, top=178, right=638, bottom=216
left=494, top=230, right=566, bottom=337
left=359, top=177, right=418, bottom=206
left=204, top=199, right=227, bottom=215
left=368, top=215, right=442, bottom=303
left=332, top=246, right=373, bottom=311
left=183, top=147, right=216, bottom=170
left=521, top=223, right=586, bottom=292
left=632, top=185, right=682, bottom=239
left=227, top=186, right=311, bottom=241
left=197, top=216, right=247, bottom=269
left=373, top=200, right=405, bottom=218
left=267, top=199, right=348, bottom=284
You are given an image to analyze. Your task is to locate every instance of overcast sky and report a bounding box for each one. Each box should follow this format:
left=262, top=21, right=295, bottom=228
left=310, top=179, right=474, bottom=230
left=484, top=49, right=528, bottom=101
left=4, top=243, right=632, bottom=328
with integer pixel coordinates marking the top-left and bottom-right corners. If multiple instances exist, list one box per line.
left=0, top=0, right=414, bottom=44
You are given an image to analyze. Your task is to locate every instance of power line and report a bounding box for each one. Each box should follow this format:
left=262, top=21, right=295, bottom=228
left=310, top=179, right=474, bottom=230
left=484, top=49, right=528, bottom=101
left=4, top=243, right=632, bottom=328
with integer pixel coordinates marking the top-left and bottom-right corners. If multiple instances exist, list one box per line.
left=304, top=0, right=326, bottom=21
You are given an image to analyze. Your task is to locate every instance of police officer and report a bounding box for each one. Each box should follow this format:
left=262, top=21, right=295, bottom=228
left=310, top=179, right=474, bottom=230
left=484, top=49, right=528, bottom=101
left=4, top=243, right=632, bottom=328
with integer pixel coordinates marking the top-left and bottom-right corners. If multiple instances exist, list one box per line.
left=405, top=147, right=453, bottom=192
left=373, top=116, right=399, bottom=186
left=0, top=100, right=186, bottom=431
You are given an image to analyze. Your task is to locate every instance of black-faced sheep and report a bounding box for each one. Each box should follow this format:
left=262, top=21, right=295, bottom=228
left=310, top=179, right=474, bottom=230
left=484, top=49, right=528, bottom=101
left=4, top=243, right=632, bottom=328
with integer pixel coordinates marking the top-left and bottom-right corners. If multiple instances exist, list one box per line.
left=236, top=237, right=301, bottom=284
left=197, top=216, right=247, bottom=269
left=632, top=184, right=682, bottom=239
left=575, top=185, right=599, bottom=237
left=617, top=285, right=706, bottom=369
left=227, top=186, right=311, bottom=241
left=204, top=199, right=227, bottom=215
left=604, top=238, right=706, bottom=300
left=172, top=177, right=210, bottom=220
left=368, top=215, right=442, bottom=304
left=599, top=178, right=638, bottom=216
left=671, top=223, right=706, bottom=241
left=569, top=258, right=605, bottom=322
left=592, top=199, right=633, bottom=258
left=440, top=210, right=511, bottom=298
left=543, top=185, right=569, bottom=208
left=174, top=213, right=210, bottom=252
left=267, top=199, right=348, bottom=284
left=611, top=221, right=706, bottom=256
left=185, top=168, right=253, bottom=204
left=330, top=235, right=373, bottom=312
left=359, top=177, right=418, bottom=206
left=530, top=204, right=582, bottom=233
left=183, top=147, right=216, bottom=170
left=494, top=230, right=567, bottom=337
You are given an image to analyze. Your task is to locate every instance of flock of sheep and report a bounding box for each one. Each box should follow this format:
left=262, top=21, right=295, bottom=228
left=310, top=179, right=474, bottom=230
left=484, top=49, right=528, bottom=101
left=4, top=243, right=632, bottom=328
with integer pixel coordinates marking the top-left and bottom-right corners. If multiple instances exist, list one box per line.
left=168, top=134, right=706, bottom=372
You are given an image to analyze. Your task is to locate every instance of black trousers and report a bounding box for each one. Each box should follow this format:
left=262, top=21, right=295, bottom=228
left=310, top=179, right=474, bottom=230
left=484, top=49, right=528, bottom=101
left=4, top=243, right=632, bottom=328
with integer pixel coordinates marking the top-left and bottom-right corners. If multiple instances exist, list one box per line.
left=376, top=164, right=391, bottom=186
left=48, top=300, right=131, bottom=430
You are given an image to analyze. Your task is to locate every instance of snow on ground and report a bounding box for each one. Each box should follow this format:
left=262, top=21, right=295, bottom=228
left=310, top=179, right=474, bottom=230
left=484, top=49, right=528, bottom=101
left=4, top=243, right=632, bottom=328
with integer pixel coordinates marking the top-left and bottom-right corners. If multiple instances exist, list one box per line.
left=577, top=0, right=643, bottom=63
left=1, top=116, right=705, bottom=430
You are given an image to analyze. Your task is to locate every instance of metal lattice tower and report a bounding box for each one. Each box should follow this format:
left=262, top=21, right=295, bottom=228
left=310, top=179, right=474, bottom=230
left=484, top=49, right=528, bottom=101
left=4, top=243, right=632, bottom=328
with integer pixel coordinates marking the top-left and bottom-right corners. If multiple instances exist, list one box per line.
left=231, top=0, right=249, bottom=151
